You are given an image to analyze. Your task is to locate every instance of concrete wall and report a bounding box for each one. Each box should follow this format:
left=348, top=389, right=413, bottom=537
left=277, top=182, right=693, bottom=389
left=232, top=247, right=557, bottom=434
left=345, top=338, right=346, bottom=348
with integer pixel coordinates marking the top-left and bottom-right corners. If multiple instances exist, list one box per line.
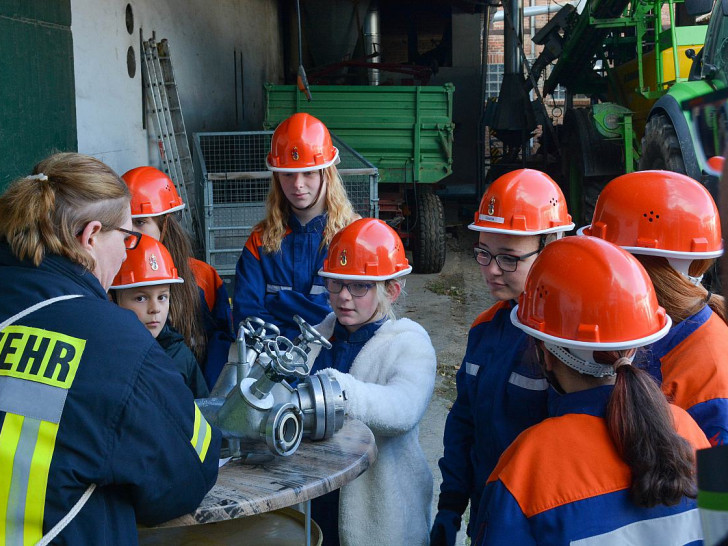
left=71, top=0, right=283, bottom=174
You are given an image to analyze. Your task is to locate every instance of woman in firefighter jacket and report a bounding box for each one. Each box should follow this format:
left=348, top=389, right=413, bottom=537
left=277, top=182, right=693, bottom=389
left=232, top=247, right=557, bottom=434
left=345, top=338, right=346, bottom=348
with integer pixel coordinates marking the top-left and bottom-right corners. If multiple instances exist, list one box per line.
left=475, top=236, right=709, bottom=546
left=232, top=113, right=358, bottom=341
left=0, top=153, right=221, bottom=545
left=306, top=218, right=436, bottom=546
left=431, top=170, right=574, bottom=545
left=122, top=166, right=234, bottom=389
left=581, top=170, right=728, bottom=446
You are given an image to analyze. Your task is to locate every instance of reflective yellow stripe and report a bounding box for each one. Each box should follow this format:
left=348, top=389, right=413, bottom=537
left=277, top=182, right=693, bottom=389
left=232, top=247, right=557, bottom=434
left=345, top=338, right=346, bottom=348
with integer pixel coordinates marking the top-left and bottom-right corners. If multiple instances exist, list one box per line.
left=191, top=403, right=212, bottom=462
left=0, top=413, right=23, bottom=541
left=199, top=419, right=212, bottom=462
left=0, top=415, right=59, bottom=546
left=24, top=420, right=59, bottom=545
left=191, top=404, right=201, bottom=447
left=0, top=325, right=82, bottom=544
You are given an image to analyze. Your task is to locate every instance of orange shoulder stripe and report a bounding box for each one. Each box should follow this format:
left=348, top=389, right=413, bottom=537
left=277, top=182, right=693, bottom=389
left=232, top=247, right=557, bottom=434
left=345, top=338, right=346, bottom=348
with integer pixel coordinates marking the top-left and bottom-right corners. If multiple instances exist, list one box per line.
left=491, top=414, right=631, bottom=517
left=472, top=300, right=511, bottom=329
left=244, top=230, right=263, bottom=261
left=492, top=408, right=709, bottom=518
left=661, top=314, right=728, bottom=409
left=670, top=404, right=711, bottom=450
left=188, top=258, right=222, bottom=310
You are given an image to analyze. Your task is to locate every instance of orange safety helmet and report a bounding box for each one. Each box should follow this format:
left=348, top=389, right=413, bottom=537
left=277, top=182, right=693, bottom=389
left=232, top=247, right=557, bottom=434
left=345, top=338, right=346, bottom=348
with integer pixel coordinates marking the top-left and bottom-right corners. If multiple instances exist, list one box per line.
left=110, top=236, right=185, bottom=290
left=266, top=113, right=340, bottom=172
left=319, top=218, right=412, bottom=281
left=469, top=169, right=574, bottom=235
left=512, top=236, right=671, bottom=357
left=580, top=170, right=723, bottom=260
left=122, top=166, right=185, bottom=217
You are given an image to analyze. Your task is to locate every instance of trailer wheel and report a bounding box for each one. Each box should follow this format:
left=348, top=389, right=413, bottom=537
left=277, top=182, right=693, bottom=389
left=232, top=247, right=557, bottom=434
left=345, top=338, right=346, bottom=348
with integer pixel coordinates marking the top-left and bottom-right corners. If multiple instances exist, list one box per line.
left=639, top=114, right=687, bottom=173
left=412, top=189, right=446, bottom=274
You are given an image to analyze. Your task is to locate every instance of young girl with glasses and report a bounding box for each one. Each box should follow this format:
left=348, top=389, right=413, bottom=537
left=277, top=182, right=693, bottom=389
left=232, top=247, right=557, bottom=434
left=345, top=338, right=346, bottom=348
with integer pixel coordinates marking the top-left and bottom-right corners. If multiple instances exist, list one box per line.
left=306, top=218, right=436, bottom=546
left=432, top=169, right=574, bottom=545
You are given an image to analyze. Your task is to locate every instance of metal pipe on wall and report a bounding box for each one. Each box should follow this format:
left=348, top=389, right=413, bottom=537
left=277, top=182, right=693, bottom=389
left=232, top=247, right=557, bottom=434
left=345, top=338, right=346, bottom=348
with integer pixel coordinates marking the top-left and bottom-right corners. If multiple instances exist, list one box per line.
left=363, top=1, right=380, bottom=86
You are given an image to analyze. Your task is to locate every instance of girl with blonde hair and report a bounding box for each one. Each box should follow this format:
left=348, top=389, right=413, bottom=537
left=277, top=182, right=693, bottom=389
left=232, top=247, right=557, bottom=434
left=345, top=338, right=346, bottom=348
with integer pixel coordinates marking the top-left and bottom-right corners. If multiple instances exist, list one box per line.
left=309, top=218, right=436, bottom=546
left=233, top=112, right=357, bottom=339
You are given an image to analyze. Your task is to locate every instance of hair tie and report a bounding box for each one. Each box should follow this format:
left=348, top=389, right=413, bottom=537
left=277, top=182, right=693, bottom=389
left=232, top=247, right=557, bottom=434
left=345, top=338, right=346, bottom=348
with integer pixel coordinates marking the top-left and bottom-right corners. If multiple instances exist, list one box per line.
left=614, top=357, right=632, bottom=370
left=27, top=173, right=49, bottom=182
left=705, top=291, right=712, bottom=304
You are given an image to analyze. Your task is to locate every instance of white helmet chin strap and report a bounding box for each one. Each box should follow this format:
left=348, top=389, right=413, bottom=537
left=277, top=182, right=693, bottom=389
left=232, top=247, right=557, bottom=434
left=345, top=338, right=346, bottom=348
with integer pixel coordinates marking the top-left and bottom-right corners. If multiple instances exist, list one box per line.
left=666, top=258, right=703, bottom=286
left=543, top=342, right=635, bottom=378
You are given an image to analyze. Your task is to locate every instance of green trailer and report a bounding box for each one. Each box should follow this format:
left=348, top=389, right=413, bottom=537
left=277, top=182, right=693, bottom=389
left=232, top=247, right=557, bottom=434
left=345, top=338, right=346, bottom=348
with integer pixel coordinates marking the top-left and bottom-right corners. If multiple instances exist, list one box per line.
left=264, top=83, right=455, bottom=274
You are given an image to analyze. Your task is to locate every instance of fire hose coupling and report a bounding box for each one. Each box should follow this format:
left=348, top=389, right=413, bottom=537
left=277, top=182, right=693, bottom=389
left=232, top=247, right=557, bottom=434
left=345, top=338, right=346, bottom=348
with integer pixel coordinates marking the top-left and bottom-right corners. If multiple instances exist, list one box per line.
left=200, top=314, right=346, bottom=458
left=296, top=374, right=346, bottom=441
left=265, top=403, right=304, bottom=456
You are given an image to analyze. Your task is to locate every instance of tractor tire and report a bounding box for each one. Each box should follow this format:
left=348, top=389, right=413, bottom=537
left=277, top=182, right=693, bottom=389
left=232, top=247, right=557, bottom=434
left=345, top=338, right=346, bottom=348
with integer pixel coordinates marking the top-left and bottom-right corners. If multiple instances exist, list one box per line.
left=639, top=114, right=687, bottom=173
left=412, top=189, right=446, bottom=274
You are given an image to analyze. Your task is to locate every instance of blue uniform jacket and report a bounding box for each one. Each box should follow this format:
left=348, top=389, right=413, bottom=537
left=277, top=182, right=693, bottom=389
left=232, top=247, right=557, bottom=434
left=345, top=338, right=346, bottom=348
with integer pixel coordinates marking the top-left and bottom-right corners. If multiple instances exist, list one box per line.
left=437, top=300, right=549, bottom=535
left=0, top=244, right=221, bottom=545
left=474, top=386, right=709, bottom=546
left=639, top=305, right=728, bottom=446
left=233, top=214, right=331, bottom=340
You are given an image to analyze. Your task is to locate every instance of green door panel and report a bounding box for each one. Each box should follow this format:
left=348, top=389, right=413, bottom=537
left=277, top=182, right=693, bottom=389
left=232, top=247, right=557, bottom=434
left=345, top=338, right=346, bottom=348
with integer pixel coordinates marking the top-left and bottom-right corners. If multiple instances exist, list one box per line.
left=0, top=0, right=76, bottom=193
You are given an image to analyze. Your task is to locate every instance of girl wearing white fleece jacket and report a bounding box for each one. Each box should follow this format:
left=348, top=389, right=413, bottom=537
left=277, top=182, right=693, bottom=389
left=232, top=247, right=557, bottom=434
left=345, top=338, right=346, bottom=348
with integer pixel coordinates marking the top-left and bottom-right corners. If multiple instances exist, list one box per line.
left=310, top=218, right=437, bottom=546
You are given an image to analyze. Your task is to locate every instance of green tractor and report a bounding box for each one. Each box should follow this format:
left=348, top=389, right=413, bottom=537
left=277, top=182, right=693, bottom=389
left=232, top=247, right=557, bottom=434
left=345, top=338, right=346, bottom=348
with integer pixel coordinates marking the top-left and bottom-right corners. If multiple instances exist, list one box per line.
left=532, top=0, right=725, bottom=224
left=640, top=0, right=728, bottom=196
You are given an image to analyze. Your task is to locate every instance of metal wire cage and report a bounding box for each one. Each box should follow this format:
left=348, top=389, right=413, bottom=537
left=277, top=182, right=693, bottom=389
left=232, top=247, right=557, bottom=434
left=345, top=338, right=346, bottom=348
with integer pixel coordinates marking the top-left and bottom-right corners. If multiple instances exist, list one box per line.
left=194, top=131, right=379, bottom=277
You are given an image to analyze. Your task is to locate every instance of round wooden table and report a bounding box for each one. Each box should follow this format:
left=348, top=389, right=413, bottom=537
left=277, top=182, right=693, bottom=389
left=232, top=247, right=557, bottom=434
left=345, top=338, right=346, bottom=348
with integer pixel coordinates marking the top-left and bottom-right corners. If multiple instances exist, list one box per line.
left=154, top=417, right=377, bottom=527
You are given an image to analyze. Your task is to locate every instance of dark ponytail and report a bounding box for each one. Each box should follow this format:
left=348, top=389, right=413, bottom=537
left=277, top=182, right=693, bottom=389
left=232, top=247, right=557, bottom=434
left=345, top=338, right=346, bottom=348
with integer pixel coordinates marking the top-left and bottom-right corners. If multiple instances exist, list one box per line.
left=606, top=358, right=697, bottom=507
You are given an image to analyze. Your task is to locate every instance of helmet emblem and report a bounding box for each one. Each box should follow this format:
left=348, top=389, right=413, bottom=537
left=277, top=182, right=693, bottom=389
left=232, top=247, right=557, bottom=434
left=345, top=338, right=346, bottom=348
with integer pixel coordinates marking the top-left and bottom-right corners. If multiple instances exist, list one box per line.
left=291, top=146, right=300, bottom=161
left=488, top=197, right=496, bottom=216
left=340, top=249, right=348, bottom=266
left=149, top=254, right=159, bottom=271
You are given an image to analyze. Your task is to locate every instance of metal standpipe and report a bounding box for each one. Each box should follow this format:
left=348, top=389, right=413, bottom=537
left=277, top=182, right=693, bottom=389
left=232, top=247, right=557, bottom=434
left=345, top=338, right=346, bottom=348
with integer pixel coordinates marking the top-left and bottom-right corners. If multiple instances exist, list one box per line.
left=198, top=315, right=345, bottom=459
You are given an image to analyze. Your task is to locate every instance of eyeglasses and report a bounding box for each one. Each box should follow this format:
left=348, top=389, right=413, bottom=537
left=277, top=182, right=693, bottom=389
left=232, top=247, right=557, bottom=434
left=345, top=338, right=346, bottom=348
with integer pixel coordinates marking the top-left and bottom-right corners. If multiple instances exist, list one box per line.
left=116, top=227, right=143, bottom=250
left=473, top=246, right=539, bottom=272
left=324, top=278, right=374, bottom=298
